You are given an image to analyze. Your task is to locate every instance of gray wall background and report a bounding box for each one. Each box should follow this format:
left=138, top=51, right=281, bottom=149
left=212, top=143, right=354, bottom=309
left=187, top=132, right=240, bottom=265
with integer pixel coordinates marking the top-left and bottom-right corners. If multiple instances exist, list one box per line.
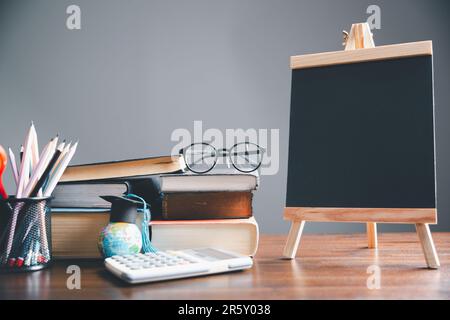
left=0, top=0, right=449, bottom=234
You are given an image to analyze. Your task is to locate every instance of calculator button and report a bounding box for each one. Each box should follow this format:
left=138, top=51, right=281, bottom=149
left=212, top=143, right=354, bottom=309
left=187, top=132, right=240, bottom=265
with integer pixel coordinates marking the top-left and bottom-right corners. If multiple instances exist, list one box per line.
left=131, top=266, right=143, bottom=270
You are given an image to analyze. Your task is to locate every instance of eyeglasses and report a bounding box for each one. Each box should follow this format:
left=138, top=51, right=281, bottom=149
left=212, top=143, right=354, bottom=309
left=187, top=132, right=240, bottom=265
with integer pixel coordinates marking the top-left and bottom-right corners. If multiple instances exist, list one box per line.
left=179, top=142, right=264, bottom=174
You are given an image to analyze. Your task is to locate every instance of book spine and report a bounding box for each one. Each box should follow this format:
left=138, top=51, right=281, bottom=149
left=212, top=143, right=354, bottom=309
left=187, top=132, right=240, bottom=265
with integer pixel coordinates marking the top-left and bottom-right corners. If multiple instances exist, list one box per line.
left=162, top=191, right=253, bottom=220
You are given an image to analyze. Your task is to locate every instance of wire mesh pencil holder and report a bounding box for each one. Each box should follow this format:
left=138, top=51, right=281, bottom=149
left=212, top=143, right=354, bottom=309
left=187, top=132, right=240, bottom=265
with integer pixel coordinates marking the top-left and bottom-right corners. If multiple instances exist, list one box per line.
left=0, top=197, right=52, bottom=272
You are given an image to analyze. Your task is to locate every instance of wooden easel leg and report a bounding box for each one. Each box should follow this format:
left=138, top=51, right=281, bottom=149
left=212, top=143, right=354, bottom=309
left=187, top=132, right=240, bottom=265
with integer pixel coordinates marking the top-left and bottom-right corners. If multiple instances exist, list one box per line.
left=283, top=220, right=305, bottom=259
left=367, top=222, right=378, bottom=249
left=415, top=223, right=440, bottom=269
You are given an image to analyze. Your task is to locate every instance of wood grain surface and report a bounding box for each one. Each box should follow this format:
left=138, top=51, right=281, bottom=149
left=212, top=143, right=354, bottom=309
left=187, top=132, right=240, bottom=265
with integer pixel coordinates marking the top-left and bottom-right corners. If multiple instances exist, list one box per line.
left=284, top=207, right=437, bottom=224
left=290, top=41, right=432, bottom=70
left=0, top=233, right=449, bottom=300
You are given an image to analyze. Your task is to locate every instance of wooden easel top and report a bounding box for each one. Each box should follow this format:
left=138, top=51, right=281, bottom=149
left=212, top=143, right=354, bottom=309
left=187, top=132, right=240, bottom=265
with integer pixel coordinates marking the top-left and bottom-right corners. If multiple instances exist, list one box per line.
left=290, top=40, right=432, bottom=70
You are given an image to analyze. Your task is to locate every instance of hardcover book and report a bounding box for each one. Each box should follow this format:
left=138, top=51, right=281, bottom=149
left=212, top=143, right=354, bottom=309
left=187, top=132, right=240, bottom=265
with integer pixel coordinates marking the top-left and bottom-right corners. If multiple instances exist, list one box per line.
left=51, top=212, right=259, bottom=258
left=60, top=155, right=185, bottom=182
left=162, top=191, right=253, bottom=220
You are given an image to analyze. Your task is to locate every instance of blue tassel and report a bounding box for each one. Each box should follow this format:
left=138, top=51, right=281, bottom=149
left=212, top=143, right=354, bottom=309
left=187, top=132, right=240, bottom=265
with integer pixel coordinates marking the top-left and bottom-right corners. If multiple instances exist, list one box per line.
left=125, top=194, right=158, bottom=253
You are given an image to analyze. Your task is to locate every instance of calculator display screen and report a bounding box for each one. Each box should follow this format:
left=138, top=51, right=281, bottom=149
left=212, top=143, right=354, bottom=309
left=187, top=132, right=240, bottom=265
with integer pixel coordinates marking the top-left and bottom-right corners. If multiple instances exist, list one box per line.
left=189, top=248, right=236, bottom=261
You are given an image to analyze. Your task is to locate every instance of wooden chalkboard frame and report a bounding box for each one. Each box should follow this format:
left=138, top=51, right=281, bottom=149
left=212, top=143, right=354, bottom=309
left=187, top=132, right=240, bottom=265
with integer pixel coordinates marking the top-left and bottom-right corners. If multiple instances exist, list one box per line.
left=283, top=23, right=439, bottom=269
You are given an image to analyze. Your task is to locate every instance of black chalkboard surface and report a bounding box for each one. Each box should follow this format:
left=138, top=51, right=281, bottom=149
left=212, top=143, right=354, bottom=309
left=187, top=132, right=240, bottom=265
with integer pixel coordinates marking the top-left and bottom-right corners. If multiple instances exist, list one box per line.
left=286, top=53, right=436, bottom=209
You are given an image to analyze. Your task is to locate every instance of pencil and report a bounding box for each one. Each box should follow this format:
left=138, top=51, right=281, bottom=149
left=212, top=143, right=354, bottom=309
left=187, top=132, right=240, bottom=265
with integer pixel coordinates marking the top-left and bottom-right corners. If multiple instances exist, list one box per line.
left=33, top=138, right=64, bottom=260
left=19, top=145, right=24, bottom=163
left=22, top=137, right=58, bottom=262
left=30, top=141, right=65, bottom=197
left=42, top=141, right=70, bottom=192
left=35, top=139, right=67, bottom=261
left=4, top=123, right=34, bottom=263
left=30, top=122, right=39, bottom=171
left=8, top=147, right=19, bottom=186
left=16, top=123, right=34, bottom=198
left=44, top=141, right=78, bottom=197
left=54, top=142, right=70, bottom=167
left=22, top=137, right=58, bottom=197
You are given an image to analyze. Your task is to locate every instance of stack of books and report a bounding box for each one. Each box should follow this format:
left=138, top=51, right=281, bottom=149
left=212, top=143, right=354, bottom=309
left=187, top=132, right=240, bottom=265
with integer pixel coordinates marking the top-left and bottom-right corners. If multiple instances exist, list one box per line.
left=51, top=156, right=259, bottom=259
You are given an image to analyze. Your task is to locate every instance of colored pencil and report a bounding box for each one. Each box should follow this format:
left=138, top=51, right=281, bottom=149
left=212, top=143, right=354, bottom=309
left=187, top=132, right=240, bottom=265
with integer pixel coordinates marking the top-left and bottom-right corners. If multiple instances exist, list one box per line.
left=52, top=142, right=71, bottom=173
left=22, top=137, right=58, bottom=197
left=8, top=147, right=19, bottom=186
left=30, top=141, right=65, bottom=197
left=3, top=123, right=34, bottom=263
left=3, top=122, right=78, bottom=267
left=44, top=142, right=78, bottom=196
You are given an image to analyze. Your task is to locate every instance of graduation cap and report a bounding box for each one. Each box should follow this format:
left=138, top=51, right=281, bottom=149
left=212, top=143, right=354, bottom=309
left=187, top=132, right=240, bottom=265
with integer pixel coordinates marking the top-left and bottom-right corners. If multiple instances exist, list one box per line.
left=100, top=195, right=142, bottom=224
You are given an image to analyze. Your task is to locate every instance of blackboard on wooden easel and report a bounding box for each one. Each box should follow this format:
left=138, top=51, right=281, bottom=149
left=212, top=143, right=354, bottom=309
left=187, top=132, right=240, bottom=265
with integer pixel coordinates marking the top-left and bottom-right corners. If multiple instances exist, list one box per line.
left=283, top=23, right=439, bottom=269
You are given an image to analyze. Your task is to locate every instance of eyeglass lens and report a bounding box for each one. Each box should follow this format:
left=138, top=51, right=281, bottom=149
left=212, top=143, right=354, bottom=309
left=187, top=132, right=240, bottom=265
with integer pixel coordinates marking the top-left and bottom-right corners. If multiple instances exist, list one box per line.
left=184, top=143, right=217, bottom=173
left=230, top=143, right=263, bottom=172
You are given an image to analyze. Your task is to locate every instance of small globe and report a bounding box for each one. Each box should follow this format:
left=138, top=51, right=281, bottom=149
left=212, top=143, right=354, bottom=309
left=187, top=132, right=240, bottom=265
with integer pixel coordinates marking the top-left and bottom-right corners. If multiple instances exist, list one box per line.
left=98, top=222, right=142, bottom=258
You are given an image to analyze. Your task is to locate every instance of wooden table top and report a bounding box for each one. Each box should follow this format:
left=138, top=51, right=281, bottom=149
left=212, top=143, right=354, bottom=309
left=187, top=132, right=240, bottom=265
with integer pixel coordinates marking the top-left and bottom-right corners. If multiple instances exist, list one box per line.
left=1, top=233, right=449, bottom=300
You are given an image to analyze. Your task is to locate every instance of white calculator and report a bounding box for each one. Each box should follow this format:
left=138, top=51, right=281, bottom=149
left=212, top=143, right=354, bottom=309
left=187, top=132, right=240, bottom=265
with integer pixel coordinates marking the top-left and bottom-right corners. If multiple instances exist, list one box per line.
left=104, top=248, right=253, bottom=284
